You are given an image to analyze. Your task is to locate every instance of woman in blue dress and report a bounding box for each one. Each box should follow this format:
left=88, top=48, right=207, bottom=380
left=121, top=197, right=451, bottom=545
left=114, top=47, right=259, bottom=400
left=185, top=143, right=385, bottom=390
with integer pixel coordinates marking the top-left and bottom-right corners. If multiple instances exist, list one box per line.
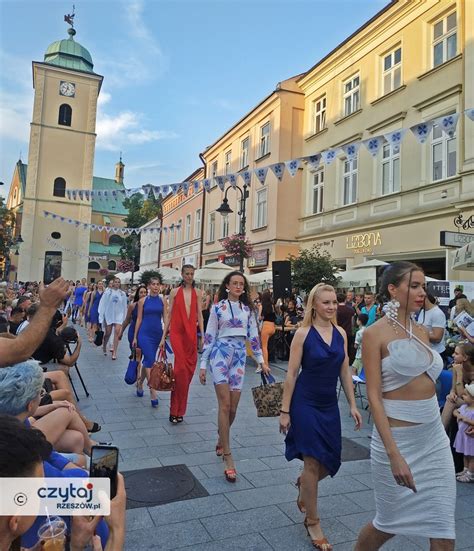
left=133, top=277, right=166, bottom=407
left=120, top=285, right=147, bottom=351
left=88, top=281, right=104, bottom=342
left=279, top=283, right=362, bottom=551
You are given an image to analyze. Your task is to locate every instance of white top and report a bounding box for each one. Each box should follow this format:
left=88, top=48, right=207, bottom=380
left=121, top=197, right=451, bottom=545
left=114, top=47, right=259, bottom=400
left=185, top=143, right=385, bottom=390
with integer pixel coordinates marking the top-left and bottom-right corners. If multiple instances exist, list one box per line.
left=16, top=320, right=29, bottom=334
left=354, top=326, right=365, bottom=360
left=200, top=299, right=264, bottom=368
left=98, top=288, right=128, bottom=325
left=418, top=305, right=446, bottom=354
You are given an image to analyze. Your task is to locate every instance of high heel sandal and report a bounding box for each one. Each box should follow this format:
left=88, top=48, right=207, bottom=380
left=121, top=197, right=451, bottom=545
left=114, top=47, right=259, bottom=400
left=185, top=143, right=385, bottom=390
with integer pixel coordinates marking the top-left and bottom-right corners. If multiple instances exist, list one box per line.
left=223, top=452, right=237, bottom=483
left=303, top=517, right=332, bottom=551
left=295, top=476, right=306, bottom=513
left=169, top=415, right=179, bottom=424
left=215, top=442, right=224, bottom=457
left=151, top=399, right=159, bottom=408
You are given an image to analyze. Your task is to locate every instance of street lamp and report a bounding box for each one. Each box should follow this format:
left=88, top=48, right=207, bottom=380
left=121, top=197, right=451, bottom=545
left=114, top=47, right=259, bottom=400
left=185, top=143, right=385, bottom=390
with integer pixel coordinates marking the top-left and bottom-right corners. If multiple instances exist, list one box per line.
left=216, top=184, right=249, bottom=272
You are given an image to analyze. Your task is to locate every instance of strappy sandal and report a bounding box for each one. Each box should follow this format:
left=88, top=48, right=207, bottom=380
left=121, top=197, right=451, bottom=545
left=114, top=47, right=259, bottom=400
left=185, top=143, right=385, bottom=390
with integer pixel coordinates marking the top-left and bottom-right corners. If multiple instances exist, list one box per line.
left=456, top=471, right=474, bottom=483
left=223, top=452, right=237, bottom=483
left=215, top=443, right=224, bottom=457
left=295, top=476, right=306, bottom=513
left=169, top=415, right=179, bottom=424
left=304, top=517, right=332, bottom=550
left=88, top=422, right=101, bottom=434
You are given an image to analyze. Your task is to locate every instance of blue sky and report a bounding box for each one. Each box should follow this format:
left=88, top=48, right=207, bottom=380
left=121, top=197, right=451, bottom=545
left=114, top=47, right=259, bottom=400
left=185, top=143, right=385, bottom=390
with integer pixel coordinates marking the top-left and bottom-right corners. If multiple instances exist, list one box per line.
left=0, top=0, right=388, bottom=196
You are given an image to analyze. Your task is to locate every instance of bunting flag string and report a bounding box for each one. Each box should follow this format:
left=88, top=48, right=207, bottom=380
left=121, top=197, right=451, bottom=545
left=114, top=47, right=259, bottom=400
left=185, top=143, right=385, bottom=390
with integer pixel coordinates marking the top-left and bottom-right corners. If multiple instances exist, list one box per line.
left=63, top=109, right=472, bottom=201
left=42, top=211, right=180, bottom=234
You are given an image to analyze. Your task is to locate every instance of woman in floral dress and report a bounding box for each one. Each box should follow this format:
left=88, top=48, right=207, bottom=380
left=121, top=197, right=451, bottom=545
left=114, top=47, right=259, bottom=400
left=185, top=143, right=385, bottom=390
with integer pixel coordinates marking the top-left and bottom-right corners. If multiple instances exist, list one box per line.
left=200, top=271, right=270, bottom=482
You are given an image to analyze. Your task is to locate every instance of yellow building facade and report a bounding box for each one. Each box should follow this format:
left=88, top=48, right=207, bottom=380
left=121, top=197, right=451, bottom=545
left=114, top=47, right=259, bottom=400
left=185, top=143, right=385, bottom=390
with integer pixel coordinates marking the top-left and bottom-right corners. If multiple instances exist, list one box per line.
left=201, top=76, right=305, bottom=272
left=297, top=0, right=473, bottom=281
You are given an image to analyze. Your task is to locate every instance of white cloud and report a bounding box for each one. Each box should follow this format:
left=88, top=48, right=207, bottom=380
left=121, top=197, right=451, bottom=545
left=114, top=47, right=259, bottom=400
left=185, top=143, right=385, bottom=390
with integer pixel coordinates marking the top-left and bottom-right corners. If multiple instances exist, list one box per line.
left=125, top=0, right=163, bottom=57
left=0, top=89, right=32, bottom=143
left=98, top=90, right=112, bottom=106
left=96, top=110, right=178, bottom=151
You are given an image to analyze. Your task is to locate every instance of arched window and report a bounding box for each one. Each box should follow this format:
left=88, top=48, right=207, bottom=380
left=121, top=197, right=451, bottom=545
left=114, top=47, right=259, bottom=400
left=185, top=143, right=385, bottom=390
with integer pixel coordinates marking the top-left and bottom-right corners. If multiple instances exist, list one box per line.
left=53, top=177, right=66, bottom=197
left=109, top=235, right=124, bottom=246
left=88, top=261, right=100, bottom=270
left=108, top=260, right=116, bottom=271
left=58, top=104, right=72, bottom=126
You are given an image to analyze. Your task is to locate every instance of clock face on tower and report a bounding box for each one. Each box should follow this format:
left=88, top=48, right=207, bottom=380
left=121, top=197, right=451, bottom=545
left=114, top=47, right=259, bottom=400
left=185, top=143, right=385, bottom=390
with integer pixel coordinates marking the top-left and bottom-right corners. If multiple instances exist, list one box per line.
left=59, top=81, right=75, bottom=97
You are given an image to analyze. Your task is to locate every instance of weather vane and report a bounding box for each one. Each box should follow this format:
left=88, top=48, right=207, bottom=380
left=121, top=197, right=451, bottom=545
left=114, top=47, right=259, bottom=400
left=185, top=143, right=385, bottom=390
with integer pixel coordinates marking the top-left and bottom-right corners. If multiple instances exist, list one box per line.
left=64, top=5, right=75, bottom=28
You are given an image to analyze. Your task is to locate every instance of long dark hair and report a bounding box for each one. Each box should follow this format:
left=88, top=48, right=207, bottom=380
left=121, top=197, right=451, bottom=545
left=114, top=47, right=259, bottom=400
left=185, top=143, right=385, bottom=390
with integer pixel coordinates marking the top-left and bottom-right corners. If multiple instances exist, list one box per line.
left=261, top=290, right=274, bottom=317
left=217, top=271, right=253, bottom=310
left=380, top=261, right=424, bottom=322
left=133, top=285, right=147, bottom=302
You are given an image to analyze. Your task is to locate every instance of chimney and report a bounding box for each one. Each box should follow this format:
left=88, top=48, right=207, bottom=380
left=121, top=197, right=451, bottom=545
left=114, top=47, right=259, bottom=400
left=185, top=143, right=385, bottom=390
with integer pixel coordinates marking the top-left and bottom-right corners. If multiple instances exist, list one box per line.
left=115, top=153, right=124, bottom=184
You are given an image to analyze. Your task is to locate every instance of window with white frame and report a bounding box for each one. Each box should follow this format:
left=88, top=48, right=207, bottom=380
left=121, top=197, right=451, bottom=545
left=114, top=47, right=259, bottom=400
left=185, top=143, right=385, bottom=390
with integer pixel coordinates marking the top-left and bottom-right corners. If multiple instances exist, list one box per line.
left=433, top=11, right=457, bottom=67
left=313, top=96, right=326, bottom=134
left=225, top=151, right=232, bottom=175
left=382, top=47, right=402, bottom=95
left=176, top=219, right=182, bottom=245
left=341, top=157, right=358, bottom=205
left=169, top=226, right=175, bottom=248
left=312, top=169, right=324, bottom=214
left=240, top=137, right=249, bottom=169
left=432, top=121, right=456, bottom=181
left=255, top=188, right=267, bottom=228
left=381, top=143, right=400, bottom=195
left=221, top=214, right=229, bottom=238
left=185, top=214, right=191, bottom=242
left=343, top=74, right=360, bottom=116
left=260, top=122, right=270, bottom=157
left=211, top=160, right=218, bottom=188
left=195, top=208, right=201, bottom=238
left=208, top=212, right=215, bottom=242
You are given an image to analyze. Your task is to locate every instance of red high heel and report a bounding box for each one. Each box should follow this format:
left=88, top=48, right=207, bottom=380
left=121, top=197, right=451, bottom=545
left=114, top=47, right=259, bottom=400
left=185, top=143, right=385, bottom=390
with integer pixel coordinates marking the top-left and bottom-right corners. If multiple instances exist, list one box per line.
left=295, top=476, right=306, bottom=513
left=223, top=453, right=236, bottom=483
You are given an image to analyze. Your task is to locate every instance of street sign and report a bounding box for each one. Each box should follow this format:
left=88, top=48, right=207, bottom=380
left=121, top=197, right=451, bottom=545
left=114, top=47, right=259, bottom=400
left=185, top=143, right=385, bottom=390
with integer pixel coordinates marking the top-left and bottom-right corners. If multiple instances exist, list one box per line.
left=440, top=231, right=474, bottom=248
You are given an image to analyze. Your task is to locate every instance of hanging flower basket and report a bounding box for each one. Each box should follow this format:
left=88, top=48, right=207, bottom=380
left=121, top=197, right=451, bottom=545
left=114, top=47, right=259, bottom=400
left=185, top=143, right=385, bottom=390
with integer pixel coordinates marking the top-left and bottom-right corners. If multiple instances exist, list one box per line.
left=117, top=259, right=134, bottom=273
left=99, top=268, right=109, bottom=277
left=222, top=234, right=253, bottom=259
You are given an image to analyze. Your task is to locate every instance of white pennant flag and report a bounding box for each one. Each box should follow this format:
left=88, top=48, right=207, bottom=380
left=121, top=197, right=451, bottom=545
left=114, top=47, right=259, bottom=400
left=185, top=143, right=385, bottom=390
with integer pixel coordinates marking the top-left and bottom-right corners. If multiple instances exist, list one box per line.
left=410, top=121, right=434, bottom=144
left=216, top=176, right=226, bottom=191
left=193, top=180, right=201, bottom=193
left=270, top=162, right=285, bottom=181
left=152, top=186, right=161, bottom=200
left=342, top=142, right=360, bottom=161
left=203, top=179, right=211, bottom=192
left=171, top=184, right=180, bottom=195
left=66, top=191, right=71, bottom=200
left=161, top=185, right=169, bottom=195
left=304, top=154, right=321, bottom=171
left=285, top=158, right=301, bottom=177
left=362, top=136, right=384, bottom=157
left=182, top=181, right=190, bottom=195
left=240, top=170, right=252, bottom=187
left=143, top=184, right=152, bottom=197
left=254, top=167, right=269, bottom=185
left=227, top=174, right=238, bottom=188
left=321, top=149, right=337, bottom=165
left=97, top=225, right=104, bottom=232
left=465, top=108, right=474, bottom=122
left=384, top=128, right=407, bottom=154
left=436, top=113, right=460, bottom=138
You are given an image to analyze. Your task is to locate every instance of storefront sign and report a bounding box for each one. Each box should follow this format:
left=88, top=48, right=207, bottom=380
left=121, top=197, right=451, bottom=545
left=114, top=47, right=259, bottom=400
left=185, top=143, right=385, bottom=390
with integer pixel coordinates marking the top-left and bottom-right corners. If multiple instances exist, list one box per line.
left=219, top=255, right=240, bottom=267
left=315, top=240, right=334, bottom=248
left=440, top=231, right=474, bottom=248
left=346, top=231, right=382, bottom=254
left=248, top=249, right=269, bottom=268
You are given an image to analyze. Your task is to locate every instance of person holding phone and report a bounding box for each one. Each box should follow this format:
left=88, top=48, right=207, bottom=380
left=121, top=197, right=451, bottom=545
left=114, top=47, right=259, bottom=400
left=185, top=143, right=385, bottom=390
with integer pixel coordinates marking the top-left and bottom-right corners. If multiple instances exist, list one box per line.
left=355, top=262, right=456, bottom=551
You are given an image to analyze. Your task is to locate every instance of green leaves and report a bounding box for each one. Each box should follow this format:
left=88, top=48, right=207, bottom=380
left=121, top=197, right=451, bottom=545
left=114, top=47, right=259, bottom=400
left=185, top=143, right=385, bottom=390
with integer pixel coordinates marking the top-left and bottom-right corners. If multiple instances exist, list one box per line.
left=288, top=245, right=340, bottom=293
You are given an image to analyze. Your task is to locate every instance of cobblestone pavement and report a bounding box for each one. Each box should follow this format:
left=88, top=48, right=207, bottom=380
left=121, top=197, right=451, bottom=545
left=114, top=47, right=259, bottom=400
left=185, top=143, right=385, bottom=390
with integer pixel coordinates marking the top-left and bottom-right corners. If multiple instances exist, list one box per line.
left=72, top=331, right=474, bottom=550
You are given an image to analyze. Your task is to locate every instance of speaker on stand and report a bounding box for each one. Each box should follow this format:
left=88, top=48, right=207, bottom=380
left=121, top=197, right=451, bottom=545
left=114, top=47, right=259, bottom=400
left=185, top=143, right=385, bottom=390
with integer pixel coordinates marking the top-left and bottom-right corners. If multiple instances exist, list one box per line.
left=272, top=261, right=292, bottom=361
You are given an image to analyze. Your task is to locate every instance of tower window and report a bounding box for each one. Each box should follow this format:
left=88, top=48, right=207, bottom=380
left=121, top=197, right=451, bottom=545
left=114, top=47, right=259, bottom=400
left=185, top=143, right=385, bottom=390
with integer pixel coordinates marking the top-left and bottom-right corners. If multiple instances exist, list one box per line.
left=88, top=261, right=101, bottom=270
left=58, top=104, right=72, bottom=126
left=109, top=235, right=123, bottom=246
left=53, top=177, right=66, bottom=197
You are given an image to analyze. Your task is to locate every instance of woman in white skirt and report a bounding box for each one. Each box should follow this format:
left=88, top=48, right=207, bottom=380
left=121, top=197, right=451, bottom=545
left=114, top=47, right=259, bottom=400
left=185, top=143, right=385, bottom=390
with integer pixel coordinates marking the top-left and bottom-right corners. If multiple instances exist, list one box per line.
left=355, top=261, right=455, bottom=551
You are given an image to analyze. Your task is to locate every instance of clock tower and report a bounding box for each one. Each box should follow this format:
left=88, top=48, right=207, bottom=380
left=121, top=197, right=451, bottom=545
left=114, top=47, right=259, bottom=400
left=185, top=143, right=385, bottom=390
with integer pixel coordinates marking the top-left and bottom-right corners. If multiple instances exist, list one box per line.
left=18, top=25, right=103, bottom=282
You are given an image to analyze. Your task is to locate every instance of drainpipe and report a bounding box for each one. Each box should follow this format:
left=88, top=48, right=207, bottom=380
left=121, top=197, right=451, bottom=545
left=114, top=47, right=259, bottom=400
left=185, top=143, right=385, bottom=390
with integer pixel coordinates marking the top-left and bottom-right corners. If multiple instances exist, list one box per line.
left=198, top=152, right=207, bottom=268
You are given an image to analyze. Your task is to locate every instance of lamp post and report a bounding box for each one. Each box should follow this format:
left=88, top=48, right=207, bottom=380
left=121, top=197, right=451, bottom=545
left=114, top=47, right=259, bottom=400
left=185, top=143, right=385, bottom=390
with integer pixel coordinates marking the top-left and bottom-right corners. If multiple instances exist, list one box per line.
left=216, top=184, right=249, bottom=272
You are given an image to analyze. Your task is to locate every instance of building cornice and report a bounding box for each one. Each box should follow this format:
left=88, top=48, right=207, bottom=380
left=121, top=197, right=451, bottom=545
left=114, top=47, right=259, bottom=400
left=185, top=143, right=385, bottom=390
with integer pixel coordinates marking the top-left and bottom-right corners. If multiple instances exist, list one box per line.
left=413, top=84, right=462, bottom=112
left=30, top=122, right=97, bottom=138
left=366, top=111, right=407, bottom=134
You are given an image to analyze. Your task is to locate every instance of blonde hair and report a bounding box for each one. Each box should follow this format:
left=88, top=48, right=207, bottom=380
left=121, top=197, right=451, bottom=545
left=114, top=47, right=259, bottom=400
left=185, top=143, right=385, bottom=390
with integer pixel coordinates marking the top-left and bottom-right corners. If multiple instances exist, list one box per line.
left=455, top=298, right=474, bottom=317
left=301, top=283, right=336, bottom=327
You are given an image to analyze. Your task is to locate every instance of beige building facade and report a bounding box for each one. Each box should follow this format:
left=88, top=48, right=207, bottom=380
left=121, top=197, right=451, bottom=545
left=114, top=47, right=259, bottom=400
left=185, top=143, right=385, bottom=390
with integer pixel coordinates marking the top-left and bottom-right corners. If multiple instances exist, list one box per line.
left=297, top=0, right=473, bottom=282
left=201, top=76, right=305, bottom=272
left=159, top=167, right=205, bottom=270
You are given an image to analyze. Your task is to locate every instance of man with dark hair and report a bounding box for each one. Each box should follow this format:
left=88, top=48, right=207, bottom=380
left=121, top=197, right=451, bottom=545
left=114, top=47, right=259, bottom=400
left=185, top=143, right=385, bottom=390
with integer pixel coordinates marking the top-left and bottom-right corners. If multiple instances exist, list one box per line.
left=0, top=415, right=52, bottom=550
left=448, top=287, right=467, bottom=310
left=7, top=307, right=24, bottom=335
left=337, top=292, right=355, bottom=362
left=361, top=291, right=377, bottom=326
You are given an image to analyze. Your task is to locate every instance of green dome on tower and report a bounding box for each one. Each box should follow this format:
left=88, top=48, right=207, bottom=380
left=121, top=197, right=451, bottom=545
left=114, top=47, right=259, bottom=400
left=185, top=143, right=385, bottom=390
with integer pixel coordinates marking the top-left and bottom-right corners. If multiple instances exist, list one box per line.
left=44, top=28, right=94, bottom=73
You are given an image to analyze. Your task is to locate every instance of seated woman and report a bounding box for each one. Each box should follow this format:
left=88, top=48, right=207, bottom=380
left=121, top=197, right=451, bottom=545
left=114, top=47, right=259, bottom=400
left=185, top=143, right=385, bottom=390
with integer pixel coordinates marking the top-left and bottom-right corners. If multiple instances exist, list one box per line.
left=0, top=360, right=98, bottom=458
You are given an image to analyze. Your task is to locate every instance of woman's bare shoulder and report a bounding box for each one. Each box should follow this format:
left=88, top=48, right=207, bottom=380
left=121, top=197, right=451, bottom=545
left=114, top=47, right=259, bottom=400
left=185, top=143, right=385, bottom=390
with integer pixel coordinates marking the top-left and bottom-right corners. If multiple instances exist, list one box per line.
left=294, top=326, right=311, bottom=342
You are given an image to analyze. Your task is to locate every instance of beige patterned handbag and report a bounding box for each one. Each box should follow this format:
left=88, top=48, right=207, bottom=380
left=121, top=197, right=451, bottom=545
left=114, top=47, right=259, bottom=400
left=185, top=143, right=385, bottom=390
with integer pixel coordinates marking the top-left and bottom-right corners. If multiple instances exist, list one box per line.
left=252, top=373, right=284, bottom=417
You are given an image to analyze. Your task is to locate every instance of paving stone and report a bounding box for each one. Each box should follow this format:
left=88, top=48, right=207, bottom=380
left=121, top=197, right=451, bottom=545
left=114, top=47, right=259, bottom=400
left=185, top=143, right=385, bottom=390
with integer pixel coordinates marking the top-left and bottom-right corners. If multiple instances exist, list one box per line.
left=159, top=450, right=224, bottom=467
left=100, top=421, right=136, bottom=433
left=124, top=518, right=211, bottom=550
left=234, top=433, right=286, bottom=447
left=260, top=454, right=301, bottom=470
left=141, top=432, right=203, bottom=446
left=243, top=466, right=302, bottom=487
left=187, top=465, right=208, bottom=480
left=125, top=507, right=155, bottom=532
left=455, top=494, right=474, bottom=520
left=105, top=434, right=148, bottom=450
left=162, top=421, right=218, bottom=434
left=120, top=444, right=185, bottom=460
left=120, top=457, right=161, bottom=471
left=179, top=532, right=273, bottom=551
left=200, top=457, right=270, bottom=478
left=148, top=494, right=235, bottom=525
left=179, top=439, right=241, bottom=454
left=336, top=510, right=375, bottom=533
left=345, top=489, right=376, bottom=511
left=317, top=475, right=372, bottom=497
left=200, top=474, right=255, bottom=495
left=338, top=459, right=372, bottom=476
left=278, top=493, right=362, bottom=522
left=231, top=445, right=283, bottom=460
left=351, top=472, right=374, bottom=489
left=200, top=505, right=292, bottom=540
left=224, top=483, right=297, bottom=510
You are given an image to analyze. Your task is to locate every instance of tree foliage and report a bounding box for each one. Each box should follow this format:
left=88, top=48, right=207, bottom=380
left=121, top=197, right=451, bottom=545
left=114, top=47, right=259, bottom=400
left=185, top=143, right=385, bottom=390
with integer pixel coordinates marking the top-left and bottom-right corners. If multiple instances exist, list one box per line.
left=120, top=192, right=162, bottom=266
left=288, top=245, right=340, bottom=293
left=0, top=196, right=16, bottom=259
left=139, top=269, right=162, bottom=287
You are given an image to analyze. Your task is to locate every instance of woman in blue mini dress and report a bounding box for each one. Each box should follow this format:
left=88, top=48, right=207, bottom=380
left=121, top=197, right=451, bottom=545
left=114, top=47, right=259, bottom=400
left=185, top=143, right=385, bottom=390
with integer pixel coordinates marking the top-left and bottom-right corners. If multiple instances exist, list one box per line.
left=88, top=280, right=104, bottom=342
left=279, top=283, right=362, bottom=551
left=133, top=277, right=166, bottom=408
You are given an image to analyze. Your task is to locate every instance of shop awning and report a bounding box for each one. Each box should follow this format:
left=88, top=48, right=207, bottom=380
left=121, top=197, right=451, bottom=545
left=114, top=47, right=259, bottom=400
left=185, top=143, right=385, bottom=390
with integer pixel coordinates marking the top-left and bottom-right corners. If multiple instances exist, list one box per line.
left=337, top=267, right=377, bottom=288
left=452, top=242, right=474, bottom=271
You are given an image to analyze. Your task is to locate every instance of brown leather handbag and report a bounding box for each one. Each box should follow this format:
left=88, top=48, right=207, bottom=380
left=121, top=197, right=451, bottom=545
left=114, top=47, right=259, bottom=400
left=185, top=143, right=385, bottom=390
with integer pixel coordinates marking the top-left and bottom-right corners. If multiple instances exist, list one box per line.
left=149, top=348, right=176, bottom=391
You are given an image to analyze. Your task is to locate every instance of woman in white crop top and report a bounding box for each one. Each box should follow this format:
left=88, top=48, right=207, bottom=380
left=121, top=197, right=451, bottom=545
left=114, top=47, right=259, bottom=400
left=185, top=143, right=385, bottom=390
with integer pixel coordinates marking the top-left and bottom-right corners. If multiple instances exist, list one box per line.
left=355, top=262, right=456, bottom=551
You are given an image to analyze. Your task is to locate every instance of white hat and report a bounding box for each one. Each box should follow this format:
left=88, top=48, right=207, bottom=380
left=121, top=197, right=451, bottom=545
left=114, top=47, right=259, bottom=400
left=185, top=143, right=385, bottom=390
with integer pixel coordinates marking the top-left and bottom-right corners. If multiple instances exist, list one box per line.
left=465, top=383, right=474, bottom=398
